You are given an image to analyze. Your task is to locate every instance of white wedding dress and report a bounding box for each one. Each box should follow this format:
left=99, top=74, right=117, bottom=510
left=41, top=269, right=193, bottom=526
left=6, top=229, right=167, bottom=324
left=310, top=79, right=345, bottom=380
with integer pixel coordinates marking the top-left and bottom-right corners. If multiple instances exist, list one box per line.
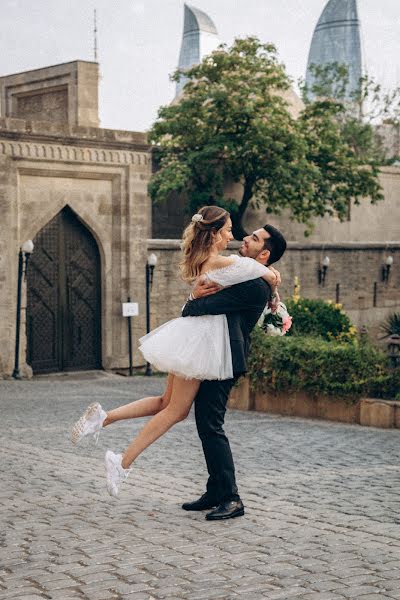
left=138, top=255, right=270, bottom=380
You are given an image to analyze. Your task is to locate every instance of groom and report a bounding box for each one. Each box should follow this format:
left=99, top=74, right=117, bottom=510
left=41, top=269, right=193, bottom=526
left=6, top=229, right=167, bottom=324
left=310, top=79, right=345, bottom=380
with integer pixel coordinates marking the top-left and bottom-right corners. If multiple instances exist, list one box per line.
left=181, top=224, right=287, bottom=520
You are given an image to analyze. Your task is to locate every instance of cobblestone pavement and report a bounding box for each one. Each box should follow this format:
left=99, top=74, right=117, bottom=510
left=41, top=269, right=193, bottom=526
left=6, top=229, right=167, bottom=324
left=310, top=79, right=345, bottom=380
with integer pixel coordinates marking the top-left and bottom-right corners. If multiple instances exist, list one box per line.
left=1, top=372, right=400, bottom=600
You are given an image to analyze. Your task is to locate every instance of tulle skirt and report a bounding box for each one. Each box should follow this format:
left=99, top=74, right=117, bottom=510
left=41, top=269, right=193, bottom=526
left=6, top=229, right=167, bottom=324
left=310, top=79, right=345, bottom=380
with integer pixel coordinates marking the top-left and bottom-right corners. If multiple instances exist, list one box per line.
left=138, top=314, right=233, bottom=380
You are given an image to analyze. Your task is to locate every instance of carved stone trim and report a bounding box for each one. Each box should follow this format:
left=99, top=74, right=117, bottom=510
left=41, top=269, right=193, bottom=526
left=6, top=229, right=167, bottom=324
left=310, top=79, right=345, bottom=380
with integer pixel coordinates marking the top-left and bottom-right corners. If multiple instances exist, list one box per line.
left=0, top=139, right=150, bottom=166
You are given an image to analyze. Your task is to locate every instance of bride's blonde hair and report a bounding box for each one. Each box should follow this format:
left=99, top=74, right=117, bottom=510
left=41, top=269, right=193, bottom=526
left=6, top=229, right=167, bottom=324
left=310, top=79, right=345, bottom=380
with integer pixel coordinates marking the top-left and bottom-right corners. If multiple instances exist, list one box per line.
left=180, top=206, right=230, bottom=283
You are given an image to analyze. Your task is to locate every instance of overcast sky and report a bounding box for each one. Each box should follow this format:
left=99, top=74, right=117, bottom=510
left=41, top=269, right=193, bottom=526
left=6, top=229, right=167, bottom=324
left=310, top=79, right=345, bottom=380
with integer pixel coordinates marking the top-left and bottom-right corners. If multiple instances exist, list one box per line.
left=1, top=0, right=399, bottom=132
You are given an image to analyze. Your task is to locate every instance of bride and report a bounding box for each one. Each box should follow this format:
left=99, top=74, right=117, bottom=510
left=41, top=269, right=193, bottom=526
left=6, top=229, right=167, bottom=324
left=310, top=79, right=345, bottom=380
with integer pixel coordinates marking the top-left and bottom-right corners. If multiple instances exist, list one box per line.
left=71, top=205, right=279, bottom=496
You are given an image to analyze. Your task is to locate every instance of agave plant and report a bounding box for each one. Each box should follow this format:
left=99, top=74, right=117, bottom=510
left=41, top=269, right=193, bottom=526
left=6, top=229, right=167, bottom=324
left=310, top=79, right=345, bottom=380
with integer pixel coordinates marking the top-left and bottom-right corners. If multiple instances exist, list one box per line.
left=380, top=313, right=400, bottom=338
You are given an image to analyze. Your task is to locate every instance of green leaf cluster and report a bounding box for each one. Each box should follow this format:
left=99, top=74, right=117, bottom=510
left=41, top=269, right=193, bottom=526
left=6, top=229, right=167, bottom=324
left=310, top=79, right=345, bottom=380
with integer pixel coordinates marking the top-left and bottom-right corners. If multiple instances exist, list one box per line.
left=248, top=329, right=396, bottom=401
left=285, top=298, right=355, bottom=342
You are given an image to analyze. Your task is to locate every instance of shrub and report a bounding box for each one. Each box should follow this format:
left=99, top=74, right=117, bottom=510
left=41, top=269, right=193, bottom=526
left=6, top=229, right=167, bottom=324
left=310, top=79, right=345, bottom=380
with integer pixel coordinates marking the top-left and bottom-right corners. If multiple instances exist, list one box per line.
left=285, top=298, right=356, bottom=342
left=248, top=328, right=395, bottom=402
left=368, top=369, right=400, bottom=401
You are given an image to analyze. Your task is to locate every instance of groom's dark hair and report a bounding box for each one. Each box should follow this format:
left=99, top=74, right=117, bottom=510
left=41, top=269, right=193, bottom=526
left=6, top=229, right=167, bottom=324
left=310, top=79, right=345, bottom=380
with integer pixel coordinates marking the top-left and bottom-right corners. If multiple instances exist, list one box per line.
left=263, top=224, right=287, bottom=265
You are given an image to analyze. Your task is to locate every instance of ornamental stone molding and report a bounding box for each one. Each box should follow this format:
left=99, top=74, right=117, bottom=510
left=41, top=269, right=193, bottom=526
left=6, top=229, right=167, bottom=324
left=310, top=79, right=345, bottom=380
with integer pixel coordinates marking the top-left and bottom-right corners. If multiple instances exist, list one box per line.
left=0, top=139, right=149, bottom=166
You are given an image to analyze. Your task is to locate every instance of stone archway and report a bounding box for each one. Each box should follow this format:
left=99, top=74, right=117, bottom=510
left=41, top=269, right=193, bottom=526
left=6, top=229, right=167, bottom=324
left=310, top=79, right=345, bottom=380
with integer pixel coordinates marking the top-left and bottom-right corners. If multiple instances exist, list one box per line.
left=26, top=206, right=102, bottom=374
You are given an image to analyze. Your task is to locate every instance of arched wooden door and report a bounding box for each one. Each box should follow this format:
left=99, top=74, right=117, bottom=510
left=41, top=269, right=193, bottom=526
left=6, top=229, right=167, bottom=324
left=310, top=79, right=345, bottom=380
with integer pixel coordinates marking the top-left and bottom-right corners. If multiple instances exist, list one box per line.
left=27, top=206, right=102, bottom=374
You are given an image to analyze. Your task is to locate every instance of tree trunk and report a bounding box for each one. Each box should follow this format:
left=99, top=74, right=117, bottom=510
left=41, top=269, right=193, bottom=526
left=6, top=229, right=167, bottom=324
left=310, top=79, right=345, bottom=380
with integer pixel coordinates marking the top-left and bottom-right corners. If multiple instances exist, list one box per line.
left=231, top=178, right=255, bottom=240
left=231, top=213, right=248, bottom=240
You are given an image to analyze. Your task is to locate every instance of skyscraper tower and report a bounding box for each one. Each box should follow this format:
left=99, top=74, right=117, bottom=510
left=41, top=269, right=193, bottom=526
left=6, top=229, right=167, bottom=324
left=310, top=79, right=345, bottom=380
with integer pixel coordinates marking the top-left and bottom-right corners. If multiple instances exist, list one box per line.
left=175, top=3, right=220, bottom=97
left=306, top=0, right=362, bottom=100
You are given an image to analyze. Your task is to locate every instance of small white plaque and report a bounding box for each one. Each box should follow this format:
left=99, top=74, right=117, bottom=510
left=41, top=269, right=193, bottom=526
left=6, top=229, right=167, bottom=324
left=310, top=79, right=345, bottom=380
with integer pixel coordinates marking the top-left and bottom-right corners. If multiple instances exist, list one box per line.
left=122, top=302, right=139, bottom=317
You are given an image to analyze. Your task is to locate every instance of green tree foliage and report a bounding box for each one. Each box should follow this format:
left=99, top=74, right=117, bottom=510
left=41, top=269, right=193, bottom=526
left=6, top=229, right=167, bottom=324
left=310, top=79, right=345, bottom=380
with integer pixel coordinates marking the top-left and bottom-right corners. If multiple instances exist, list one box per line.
left=302, top=62, right=400, bottom=165
left=149, top=37, right=384, bottom=238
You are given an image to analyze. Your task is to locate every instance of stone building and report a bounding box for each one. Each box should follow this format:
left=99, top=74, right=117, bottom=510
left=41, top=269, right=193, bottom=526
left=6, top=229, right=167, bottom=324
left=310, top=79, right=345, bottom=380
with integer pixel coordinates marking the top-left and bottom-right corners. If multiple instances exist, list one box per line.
left=306, top=0, right=362, bottom=100
left=175, top=3, right=220, bottom=97
left=0, top=61, right=152, bottom=378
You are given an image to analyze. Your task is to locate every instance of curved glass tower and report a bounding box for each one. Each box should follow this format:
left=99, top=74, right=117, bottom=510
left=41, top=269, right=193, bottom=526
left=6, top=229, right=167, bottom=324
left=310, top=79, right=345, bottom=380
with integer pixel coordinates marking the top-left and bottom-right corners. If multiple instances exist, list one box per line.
left=306, top=0, right=362, bottom=100
left=175, top=3, right=220, bottom=97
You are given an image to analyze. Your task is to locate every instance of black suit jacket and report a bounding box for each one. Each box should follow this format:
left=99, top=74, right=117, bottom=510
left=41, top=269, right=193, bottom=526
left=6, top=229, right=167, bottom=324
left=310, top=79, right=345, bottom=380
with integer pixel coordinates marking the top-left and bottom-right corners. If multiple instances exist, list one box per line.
left=182, top=278, right=271, bottom=377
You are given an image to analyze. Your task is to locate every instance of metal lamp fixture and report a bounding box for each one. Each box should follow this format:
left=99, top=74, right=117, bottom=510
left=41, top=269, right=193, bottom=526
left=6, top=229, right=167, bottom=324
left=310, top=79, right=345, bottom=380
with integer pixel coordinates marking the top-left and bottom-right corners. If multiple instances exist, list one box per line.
left=12, top=240, right=34, bottom=379
left=388, top=334, right=400, bottom=369
left=147, top=252, right=158, bottom=268
left=145, top=253, right=158, bottom=376
left=382, top=255, right=393, bottom=283
left=318, top=256, right=330, bottom=286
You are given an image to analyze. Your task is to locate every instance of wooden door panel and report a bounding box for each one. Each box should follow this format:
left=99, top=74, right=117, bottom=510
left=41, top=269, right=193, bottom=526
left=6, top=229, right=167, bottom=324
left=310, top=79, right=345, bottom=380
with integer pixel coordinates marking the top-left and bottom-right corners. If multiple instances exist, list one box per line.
left=63, top=210, right=101, bottom=370
left=27, top=206, right=101, bottom=374
left=27, top=214, right=60, bottom=373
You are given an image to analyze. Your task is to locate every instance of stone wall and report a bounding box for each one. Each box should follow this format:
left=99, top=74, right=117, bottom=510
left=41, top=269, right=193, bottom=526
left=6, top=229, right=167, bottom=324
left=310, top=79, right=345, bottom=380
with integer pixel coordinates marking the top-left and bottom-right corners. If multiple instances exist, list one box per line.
left=147, top=240, right=191, bottom=329
left=243, top=166, right=400, bottom=243
left=152, top=167, right=400, bottom=244
left=376, top=123, right=400, bottom=160
left=146, top=239, right=400, bottom=343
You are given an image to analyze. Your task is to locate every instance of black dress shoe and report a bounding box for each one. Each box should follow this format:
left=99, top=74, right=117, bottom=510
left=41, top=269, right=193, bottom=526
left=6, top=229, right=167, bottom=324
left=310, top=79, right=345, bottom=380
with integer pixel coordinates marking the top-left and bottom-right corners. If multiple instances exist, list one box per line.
left=205, top=499, right=245, bottom=521
left=182, top=493, right=218, bottom=511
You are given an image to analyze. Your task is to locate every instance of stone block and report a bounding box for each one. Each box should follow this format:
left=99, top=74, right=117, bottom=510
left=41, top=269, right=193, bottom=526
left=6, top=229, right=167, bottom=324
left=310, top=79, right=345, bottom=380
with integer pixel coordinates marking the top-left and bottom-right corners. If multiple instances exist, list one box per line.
left=359, top=399, right=395, bottom=428
left=317, top=395, right=360, bottom=424
left=254, top=390, right=319, bottom=418
left=228, top=377, right=251, bottom=410
left=395, top=404, right=400, bottom=429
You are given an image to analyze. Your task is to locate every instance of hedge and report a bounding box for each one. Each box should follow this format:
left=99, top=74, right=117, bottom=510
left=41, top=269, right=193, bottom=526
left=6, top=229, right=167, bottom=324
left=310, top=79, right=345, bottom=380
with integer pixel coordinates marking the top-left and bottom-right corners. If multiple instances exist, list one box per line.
left=284, top=298, right=356, bottom=341
left=248, top=328, right=399, bottom=402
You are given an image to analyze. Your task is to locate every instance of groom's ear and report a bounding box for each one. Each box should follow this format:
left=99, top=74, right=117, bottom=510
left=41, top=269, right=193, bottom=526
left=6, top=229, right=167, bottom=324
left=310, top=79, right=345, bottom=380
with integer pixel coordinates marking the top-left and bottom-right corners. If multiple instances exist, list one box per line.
left=258, top=248, right=270, bottom=265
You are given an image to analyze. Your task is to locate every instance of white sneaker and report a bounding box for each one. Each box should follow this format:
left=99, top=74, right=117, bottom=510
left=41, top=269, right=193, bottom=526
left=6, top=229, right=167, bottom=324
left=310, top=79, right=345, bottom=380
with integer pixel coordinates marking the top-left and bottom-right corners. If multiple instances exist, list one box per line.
left=71, top=403, right=107, bottom=446
left=105, top=450, right=130, bottom=497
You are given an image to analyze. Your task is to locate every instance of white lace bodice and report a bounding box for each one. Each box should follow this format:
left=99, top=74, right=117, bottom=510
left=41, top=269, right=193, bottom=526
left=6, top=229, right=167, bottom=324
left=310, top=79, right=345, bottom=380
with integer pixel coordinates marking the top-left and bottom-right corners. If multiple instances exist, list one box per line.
left=205, top=255, right=270, bottom=287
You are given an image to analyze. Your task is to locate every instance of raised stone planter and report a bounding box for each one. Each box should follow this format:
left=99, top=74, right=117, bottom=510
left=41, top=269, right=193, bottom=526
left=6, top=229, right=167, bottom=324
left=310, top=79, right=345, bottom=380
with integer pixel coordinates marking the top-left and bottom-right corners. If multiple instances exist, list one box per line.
left=228, top=378, right=400, bottom=429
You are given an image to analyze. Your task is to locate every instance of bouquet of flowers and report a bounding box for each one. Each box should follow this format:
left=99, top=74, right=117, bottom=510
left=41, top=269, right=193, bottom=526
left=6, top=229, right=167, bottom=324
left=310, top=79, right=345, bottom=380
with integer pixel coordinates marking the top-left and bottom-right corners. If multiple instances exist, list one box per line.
left=259, top=301, right=292, bottom=336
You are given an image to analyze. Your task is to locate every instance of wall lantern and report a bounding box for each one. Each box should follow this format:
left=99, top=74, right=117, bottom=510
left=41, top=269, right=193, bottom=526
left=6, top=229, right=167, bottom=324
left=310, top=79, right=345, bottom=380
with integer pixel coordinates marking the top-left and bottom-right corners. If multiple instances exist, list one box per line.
left=145, top=253, right=158, bottom=376
left=382, top=256, right=393, bottom=283
left=388, top=334, right=400, bottom=369
left=318, top=256, right=330, bottom=286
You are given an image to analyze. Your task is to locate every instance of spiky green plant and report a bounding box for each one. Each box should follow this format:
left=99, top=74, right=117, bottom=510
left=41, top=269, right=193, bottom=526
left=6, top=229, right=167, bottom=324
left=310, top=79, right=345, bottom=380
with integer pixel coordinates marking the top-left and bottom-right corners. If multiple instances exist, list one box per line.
left=380, top=313, right=400, bottom=338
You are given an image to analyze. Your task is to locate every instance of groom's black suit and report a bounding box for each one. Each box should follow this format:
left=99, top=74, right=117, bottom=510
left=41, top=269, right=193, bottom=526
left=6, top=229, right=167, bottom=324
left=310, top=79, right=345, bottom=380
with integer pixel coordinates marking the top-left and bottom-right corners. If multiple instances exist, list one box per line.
left=182, top=277, right=271, bottom=503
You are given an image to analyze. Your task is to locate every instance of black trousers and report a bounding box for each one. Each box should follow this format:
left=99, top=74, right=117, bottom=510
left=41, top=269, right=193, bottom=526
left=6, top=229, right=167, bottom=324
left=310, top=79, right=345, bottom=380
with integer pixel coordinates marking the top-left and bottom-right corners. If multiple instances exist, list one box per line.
left=194, top=377, right=240, bottom=503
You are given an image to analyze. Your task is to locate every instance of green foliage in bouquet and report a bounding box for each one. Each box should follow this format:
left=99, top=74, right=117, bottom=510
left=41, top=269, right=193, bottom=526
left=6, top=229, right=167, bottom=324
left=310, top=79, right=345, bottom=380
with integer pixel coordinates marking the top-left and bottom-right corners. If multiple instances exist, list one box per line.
left=285, top=298, right=356, bottom=342
left=248, top=329, right=396, bottom=401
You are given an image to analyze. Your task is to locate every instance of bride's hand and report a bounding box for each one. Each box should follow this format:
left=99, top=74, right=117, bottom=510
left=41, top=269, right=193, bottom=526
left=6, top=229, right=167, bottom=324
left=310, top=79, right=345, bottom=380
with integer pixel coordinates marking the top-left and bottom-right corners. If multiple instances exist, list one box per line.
left=268, top=266, right=281, bottom=287
left=191, top=276, right=222, bottom=299
left=268, top=290, right=281, bottom=313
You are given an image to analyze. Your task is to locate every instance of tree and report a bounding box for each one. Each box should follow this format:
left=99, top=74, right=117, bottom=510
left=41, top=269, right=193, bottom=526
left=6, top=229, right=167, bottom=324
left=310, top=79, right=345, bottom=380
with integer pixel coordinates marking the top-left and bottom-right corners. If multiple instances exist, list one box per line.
left=302, top=62, right=400, bottom=165
left=149, top=37, right=384, bottom=239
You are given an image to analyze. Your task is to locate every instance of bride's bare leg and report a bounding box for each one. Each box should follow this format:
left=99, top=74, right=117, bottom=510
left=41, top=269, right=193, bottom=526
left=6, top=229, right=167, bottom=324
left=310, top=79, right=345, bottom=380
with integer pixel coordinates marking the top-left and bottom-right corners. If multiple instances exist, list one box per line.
left=103, top=374, right=174, bottom=427
left=121, top=377, right=200, bottom=469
